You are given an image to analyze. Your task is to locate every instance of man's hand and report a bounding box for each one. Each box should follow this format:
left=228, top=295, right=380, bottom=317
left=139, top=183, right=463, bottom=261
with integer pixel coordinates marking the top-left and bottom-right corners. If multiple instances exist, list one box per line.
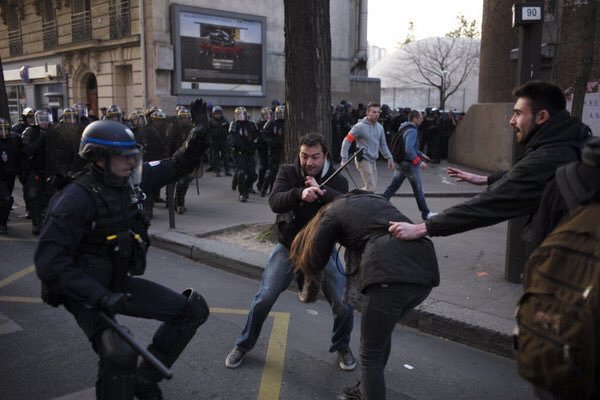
left=388, top=221, right=428, bottom=240
left=304, top=176, right=318, bottom=188
left=447, top=167, right=487, bottom=186
left=302, top=186, right=325, bottom=203
left=98, top=292, right=129, bottom=314
left=387, top=159, right=395, bottom=170
left=419, top=161, right=429, bottom=171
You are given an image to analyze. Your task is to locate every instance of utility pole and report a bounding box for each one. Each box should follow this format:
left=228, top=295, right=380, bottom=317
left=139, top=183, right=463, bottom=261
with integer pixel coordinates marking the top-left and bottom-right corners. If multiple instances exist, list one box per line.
left=0, top=54, right=9, bottom=120
left=505, top=1, right=543, bottom=283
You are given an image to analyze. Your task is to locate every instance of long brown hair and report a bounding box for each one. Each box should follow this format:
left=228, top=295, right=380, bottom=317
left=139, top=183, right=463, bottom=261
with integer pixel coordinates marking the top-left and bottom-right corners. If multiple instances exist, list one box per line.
left=289, top=203, right=332, bottom=284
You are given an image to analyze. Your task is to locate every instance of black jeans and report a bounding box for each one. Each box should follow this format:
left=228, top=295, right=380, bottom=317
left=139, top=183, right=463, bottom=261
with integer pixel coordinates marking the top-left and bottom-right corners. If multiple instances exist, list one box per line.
left=360, top=282, right=432, bottom=400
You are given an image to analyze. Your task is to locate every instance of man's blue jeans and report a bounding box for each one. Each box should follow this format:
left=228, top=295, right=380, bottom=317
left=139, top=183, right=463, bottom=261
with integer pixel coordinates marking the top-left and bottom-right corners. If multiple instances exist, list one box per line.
left=382, top=161, right=430, bottom=219
left=235, top=243, right=353, bottom=353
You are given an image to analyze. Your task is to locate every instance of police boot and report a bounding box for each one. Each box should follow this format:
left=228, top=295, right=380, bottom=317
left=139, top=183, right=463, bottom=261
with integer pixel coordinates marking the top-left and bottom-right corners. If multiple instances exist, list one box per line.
left=97, top=329, right=138, bottom=400
left=135, top=289, right=209, bottom=399
left=0, top=196, right=12, bottom=235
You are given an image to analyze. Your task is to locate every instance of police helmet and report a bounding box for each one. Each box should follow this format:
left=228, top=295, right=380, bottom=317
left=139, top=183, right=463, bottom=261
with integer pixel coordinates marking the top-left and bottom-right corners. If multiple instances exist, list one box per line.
left=234, top=107, right=247, bottom=122
left=0, top=118, right=10, bottom=139
left=150, top=109, right=166, bottom=120
left=271, top=98, right=281, bottom=107
left=145, top=106, right=159, bottom=118
left=261, top=106, right=272, bottom=118
left=212, top=106, right=223, bottom=114
left=275, top=105, right=285, bottom=120
left=128, top=111, right=147, bottom=128
left=106, top=104, right=123, bottom=121
left=79, top=120, right=141, bottom=160
left=177, top=107, right=192, bottom=120
left=62, top=107, right=78, bottom=124
left=34, top=110, right=50, bottom=128
left=22, top=107, right=35, bottom=119
left=72, top=103, right=87, bottom=118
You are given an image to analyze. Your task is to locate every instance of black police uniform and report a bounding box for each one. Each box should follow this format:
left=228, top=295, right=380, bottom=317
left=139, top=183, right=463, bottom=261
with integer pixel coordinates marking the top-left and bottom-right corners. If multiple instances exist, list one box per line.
left=229, top=120, right=258, bottom=202
left=208, top=114, right=231, bottom=176
left=260, top=118, right=285, bottom=197
left=0, top=130, right=20, bottom=233
left=21, top=124, right=50, bottom=232
left=34, top=120, right=210, bottom=399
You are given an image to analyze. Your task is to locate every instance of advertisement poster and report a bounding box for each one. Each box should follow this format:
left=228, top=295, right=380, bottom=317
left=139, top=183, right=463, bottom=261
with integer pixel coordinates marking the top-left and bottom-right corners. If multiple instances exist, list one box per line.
left=175, top=8, right=264, bottom=96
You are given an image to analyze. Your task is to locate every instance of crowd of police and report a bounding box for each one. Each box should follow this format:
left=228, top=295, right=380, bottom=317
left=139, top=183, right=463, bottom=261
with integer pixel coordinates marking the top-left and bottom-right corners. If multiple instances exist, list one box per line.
left=331, top=101, right=461, bottom=164
left=0, top=98, right=461, bottom=235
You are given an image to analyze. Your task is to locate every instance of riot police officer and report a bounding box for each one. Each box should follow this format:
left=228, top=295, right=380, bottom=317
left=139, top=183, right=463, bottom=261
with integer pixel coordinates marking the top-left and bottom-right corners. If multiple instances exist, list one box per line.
left=229, top=106, right=258, bottom=202
left=21, top=110, right=52, bottom=234
left=0, top=118, right=20, bottom=234
left=34, top=117, right=211, bottom=400
left=256, top=106, right=272, bottom=192
left=142, top=109, right=169, bottom=218
left=168, top=107, right=195, bottom=214
left=260, top=104, right=285, bottom=197
left=208, top=106, right=231, bottom=177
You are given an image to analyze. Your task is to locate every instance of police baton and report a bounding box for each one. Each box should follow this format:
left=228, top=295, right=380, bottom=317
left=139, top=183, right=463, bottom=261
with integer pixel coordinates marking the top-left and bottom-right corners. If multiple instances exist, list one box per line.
left=99, top=310, right=173, bottom=380
left=319, top=148, right=363, bottom=189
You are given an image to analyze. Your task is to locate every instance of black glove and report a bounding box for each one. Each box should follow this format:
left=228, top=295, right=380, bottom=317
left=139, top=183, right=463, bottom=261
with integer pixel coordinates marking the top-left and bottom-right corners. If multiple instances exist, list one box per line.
left=98, top=292, right=129, bottom=314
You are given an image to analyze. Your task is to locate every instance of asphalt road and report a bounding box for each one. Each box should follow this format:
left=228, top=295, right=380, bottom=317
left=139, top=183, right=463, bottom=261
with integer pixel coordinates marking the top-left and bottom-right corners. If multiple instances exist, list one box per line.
left=0, top=232, right=533, bottom=400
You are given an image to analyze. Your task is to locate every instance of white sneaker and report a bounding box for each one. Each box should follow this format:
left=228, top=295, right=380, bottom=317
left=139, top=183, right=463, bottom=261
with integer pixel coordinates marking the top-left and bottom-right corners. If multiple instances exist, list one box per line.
left=424, top=212, right=438, bottom=221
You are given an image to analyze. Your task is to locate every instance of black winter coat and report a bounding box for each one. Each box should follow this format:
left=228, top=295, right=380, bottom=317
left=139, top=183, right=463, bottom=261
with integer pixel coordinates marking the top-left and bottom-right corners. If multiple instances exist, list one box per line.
left=270, top=157, right=348, bottom=248
left=308, top=194, right=439, bottom=291
left=426, top=110, right=589, bottom=238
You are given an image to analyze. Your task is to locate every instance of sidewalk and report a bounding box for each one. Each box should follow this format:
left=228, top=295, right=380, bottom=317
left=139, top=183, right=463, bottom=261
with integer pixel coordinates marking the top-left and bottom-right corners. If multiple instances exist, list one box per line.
left=147, top=159, right=523, bottom=358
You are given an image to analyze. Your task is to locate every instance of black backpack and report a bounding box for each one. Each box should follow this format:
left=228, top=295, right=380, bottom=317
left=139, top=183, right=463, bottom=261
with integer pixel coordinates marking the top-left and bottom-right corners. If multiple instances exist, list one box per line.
left=389, top=124, right=412, bottom=163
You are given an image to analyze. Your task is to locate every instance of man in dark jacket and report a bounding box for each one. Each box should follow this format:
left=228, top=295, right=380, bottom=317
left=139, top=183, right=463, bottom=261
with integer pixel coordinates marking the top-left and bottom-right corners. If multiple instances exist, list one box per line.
left=35, top=116, right=211, bottom=400
left=389, top=81, right=591, bottom=257
left=224, top=133, right=356, bottom=371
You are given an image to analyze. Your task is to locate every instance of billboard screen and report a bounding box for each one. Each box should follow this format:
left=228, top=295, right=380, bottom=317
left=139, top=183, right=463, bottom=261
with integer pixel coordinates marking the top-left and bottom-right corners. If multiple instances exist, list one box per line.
left=171, top=5, right=266, bottom=98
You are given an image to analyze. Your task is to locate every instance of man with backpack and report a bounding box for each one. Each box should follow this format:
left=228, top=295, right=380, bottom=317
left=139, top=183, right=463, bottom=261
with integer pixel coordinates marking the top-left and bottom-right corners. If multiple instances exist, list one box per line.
left=382, top=110, right=437, bottom=221
left=515, top=137, right=600, bottom=399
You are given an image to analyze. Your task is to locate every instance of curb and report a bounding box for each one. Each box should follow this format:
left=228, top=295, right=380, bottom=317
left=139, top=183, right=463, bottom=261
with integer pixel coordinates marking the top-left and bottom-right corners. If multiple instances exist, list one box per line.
left=150, top=231, right=515, bottom=359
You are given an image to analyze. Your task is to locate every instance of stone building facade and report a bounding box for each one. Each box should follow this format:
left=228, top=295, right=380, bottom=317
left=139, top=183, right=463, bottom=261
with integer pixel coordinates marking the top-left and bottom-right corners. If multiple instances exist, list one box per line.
left=1, top=0, right=378, bottom=124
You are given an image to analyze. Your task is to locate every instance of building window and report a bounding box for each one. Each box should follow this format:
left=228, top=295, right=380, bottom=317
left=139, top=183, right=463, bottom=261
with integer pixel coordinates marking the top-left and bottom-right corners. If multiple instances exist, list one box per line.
left=8, top=4, right=22, bottom=56
left=43, top=0, right=58, bottom=50
left=110, top=0, right=130, bottom=39
left=71, top=0, right=92, bottom=42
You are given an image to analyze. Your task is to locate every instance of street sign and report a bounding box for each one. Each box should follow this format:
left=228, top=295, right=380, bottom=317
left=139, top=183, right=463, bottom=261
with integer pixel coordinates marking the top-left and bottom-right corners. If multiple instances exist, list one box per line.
left=512, top=3, right=544, bottom=27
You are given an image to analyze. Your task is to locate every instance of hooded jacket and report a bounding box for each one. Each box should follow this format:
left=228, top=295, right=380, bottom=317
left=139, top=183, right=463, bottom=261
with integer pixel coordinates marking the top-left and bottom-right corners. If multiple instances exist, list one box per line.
left=308, top=193, right=439, bottom=291
left=426, top=110, right=590, bottom=237
left=270, top=155, right=348, bottom=248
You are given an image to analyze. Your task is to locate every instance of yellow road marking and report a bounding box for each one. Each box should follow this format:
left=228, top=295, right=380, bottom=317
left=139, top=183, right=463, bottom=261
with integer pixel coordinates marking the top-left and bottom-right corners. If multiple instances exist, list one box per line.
left=0, top=296, right=42, bottom=303
left=0, top=287, right=291, bottom=400
left=0, top=265, right=35, bottom=289
left=259, top=311, right=290, bottom=400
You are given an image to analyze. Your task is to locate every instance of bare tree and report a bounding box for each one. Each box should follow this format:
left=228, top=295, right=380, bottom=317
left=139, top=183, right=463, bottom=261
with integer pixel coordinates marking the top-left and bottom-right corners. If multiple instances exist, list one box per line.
left=392, top=16, right=480, bottom=110
left=283, top=0, right=332, bottom=163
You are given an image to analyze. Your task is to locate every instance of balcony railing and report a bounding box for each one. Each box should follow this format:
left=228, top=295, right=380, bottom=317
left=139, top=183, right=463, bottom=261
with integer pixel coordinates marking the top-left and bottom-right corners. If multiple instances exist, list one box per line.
left=9, top=29, right=22, bottom=56
left=109, top=1, right=130, bottom=39
left=71, top=10, right=92, bottom=42
left=43, top=20, right=58, bottom=50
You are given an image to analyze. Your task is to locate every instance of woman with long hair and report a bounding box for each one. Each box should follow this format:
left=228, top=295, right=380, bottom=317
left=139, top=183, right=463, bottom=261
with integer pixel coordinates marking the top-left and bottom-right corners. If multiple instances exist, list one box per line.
left=290, top=192, right=439, bottom=400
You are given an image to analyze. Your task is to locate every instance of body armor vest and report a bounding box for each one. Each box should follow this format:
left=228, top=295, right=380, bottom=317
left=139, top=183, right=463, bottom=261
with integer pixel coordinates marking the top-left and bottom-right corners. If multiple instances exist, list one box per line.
left=74, top=170, right=150, bottom=289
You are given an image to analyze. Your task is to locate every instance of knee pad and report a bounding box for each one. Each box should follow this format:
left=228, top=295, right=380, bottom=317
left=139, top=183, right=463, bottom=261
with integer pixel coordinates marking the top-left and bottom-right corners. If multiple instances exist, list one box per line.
left=182, top=288, right=210, bottom=326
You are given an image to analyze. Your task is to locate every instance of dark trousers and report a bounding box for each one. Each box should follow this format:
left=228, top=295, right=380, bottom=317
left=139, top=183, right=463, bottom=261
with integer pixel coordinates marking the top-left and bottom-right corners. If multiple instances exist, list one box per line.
left=210, top=136, right=230, bottom=173
left=360, top=283, right=432, bottom=400
left=64, top=277, right=188, bottom=354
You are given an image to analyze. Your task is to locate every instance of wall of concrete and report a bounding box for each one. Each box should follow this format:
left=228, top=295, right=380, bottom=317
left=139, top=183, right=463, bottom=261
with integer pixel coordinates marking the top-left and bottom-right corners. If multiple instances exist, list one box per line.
left=448, top=103, right=514, bottom=172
